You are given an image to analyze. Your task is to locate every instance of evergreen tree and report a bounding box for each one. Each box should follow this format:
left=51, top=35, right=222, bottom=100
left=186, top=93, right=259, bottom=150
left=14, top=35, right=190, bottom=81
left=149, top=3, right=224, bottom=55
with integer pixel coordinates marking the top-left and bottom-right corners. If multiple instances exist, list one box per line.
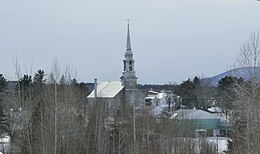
left=33, top=69, right=46, bottom=85
left=32, top=70, right=46, bottom=153
left=18, top=75, right=32, bottom=107
left=71, top=78, right=78, bottom=87
left=0, top=101, right=9, bottom=134
left=0, top=74, right=7, bottom=92
left=0, top=74, right=8, bottom=134
left=174, top=76, right=201, bottom=108
left=33, top=69, right=46, bottom=97
left=216, top=76, right=244, bottom=109
left=59, top=74, right=65, bottom=85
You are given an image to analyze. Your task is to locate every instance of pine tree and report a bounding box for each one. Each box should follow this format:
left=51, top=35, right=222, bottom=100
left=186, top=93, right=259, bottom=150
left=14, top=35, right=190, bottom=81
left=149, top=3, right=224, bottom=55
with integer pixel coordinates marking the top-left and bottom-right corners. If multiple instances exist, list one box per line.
left=0, top=101, right=9, bottom=135
left=0, top=74, right=7, bottom=92
left=32, top=70, right=46, bottom=153
left=174, top=77, right=200, bottom=108
left=33, top=69, right=46, bottom=85
left=0, top=74, right=8, bottom=134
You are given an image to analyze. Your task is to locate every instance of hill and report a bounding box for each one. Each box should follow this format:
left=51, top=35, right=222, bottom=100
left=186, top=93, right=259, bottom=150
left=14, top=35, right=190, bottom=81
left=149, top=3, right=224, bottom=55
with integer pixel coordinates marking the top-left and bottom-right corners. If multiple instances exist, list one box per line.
left=201, top=67, right=260, bottom=86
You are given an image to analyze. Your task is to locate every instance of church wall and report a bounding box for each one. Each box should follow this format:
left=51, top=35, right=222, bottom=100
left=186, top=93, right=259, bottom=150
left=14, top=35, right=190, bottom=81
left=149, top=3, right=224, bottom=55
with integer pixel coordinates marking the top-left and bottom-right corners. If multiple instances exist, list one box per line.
left=86, top=88, right=126, bottom=117
left=124, top=89, right=145, bottom=107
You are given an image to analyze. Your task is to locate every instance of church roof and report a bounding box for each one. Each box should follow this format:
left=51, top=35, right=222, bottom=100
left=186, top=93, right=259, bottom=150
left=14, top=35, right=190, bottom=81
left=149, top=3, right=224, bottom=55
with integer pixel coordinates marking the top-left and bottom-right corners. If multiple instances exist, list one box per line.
left=87, top=81, right=124, bottom=99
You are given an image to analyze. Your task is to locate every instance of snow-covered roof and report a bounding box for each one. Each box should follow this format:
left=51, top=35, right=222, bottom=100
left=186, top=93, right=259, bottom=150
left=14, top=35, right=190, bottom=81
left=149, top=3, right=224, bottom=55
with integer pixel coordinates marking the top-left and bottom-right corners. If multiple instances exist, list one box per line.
left=0, top=135, right=10, bottom=143
left=145, top=96, right=155, bottom=100
left=157, top=93, right=167, bottom=99
left=87, top=81, right=124, bottom=98
left=148, top=90, right=159, bottom=95
left=149, top=106, right=164, bottom=116
left=208, top=107, right=223, bottom=113
left=173, top=109, right=221, bottom=120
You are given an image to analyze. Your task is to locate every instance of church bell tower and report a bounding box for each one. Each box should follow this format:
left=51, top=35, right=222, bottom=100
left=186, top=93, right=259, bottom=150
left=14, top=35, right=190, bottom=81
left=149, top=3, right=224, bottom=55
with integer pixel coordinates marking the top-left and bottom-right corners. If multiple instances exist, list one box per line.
left=120, top=21, right=137, bottom=89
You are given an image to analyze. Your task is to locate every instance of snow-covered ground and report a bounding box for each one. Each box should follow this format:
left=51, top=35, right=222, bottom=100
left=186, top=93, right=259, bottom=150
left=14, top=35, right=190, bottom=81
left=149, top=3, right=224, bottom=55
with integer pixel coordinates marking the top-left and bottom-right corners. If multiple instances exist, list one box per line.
left=205, top=137, right=230, bottom=154
left=0, top=135, right=10, bottom=153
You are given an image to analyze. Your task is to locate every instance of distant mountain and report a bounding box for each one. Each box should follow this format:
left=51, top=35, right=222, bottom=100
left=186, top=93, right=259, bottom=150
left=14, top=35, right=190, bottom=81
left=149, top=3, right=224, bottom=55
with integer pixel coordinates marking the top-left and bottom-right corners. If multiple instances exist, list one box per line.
left=201, top=67, right=260, bottom=87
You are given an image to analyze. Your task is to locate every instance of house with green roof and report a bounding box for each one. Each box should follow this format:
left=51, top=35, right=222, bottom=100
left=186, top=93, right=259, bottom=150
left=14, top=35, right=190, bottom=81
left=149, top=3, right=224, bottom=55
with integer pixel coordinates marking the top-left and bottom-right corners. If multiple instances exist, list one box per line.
left=173, top=109, right=231, bottom=137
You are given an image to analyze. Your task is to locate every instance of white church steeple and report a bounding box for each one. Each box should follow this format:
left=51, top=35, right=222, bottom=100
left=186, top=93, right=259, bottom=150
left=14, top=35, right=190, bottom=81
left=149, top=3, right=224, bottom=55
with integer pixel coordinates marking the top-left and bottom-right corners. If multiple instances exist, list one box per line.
left=121, top=20, right=137, bottom=89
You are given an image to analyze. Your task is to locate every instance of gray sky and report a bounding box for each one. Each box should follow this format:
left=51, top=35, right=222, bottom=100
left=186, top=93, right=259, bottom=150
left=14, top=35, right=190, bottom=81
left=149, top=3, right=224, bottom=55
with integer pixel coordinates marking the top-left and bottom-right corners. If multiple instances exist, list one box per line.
left=1, top=0, right=260, bottom=84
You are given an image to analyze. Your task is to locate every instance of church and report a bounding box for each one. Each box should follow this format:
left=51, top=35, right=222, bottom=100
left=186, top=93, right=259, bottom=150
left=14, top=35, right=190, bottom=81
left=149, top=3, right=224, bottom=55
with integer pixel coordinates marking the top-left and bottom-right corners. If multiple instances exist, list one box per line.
left=87, top=22, right=145, bottom=116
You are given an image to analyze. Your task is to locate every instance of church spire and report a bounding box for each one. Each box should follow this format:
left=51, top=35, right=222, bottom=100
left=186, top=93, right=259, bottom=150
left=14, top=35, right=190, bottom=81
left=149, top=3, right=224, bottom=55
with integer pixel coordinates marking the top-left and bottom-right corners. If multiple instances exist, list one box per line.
left=126, top=19, right=131, bottom=50
left=121, top=20, right=137, bottom=89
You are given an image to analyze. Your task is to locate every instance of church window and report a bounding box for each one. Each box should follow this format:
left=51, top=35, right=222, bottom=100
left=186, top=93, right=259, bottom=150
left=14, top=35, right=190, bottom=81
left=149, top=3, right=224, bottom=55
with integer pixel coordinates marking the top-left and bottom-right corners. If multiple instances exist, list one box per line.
left=129, top=61, right=132, bottom=71
left=124, top=61, right=126, bottom=71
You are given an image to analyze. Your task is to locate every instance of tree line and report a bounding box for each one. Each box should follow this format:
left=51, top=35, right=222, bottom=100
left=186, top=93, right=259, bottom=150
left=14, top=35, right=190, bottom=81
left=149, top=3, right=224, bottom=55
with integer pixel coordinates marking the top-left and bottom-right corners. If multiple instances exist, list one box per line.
left=0, top=33, right=259, bottom=153
left=0, top=65, right=219, bottom=153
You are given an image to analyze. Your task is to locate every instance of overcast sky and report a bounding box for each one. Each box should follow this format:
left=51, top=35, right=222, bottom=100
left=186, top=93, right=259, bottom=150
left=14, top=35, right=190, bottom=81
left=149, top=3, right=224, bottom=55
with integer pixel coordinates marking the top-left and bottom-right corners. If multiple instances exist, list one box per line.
left=1, top=0, right=260, bottom=84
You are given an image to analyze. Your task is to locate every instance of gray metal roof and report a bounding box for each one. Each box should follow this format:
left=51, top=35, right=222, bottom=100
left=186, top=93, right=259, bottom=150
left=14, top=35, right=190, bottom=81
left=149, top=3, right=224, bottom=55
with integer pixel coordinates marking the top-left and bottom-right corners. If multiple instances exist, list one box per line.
left=173, top=109, right=221, bottom=120
left=87, top=81, right=124, bottom=98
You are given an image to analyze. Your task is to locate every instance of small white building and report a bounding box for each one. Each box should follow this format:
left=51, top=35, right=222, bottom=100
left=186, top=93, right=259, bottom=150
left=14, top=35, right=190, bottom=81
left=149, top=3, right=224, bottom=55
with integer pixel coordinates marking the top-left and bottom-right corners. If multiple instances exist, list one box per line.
left=145, top=89, right=180, bottom=112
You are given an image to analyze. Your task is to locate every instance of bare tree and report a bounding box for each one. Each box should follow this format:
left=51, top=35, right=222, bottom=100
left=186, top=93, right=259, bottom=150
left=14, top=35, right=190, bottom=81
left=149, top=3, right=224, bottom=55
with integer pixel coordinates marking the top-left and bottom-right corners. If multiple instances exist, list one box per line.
left=4, top=60, right=88, bottom=154
left=231, top=32, right=260, bottom=154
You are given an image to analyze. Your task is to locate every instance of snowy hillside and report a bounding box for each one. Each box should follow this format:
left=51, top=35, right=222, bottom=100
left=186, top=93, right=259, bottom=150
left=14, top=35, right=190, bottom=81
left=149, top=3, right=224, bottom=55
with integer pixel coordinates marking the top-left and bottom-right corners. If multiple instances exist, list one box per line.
left=201, top=67, right=260, bottom=86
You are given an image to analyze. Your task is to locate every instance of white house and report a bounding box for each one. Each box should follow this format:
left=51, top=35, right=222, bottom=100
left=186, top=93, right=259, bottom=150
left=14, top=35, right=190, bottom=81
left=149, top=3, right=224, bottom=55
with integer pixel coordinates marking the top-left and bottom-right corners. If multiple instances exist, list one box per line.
left=145, top=89, right=180, bottom=112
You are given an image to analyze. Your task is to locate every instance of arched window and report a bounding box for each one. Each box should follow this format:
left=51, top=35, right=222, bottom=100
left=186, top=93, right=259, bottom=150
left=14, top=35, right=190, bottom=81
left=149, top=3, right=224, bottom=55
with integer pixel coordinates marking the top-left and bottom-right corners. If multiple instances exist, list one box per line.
left=124, top=61, right=126, bottom=71
left=129, top=61, right=132, bottom=71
